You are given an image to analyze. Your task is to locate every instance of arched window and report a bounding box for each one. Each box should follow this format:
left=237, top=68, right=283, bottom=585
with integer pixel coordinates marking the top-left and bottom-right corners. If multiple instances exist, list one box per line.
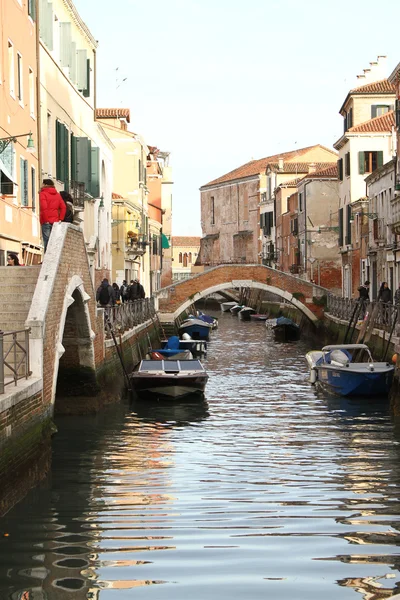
left=188, top=252, right=192, bottom=263
left=183, top=253, right=188, bottom=267
left=179, top=252, right=182, bottom=263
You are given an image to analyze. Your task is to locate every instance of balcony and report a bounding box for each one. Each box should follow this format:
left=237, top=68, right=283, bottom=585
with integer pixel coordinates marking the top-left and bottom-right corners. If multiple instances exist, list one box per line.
left=126, top=234, right=149, bottom=257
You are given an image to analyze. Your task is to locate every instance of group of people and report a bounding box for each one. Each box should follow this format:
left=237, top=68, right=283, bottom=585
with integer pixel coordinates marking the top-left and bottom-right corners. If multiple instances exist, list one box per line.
left=358, top=280, right=400, bottom=305
left=96, top=278, right=145, bottom=307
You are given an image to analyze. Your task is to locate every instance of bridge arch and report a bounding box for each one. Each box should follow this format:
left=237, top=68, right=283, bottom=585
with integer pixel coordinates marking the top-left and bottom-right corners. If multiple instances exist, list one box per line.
left=155, top=264, right=326, bottom=322
left=26, top=223, right=102, bottom=409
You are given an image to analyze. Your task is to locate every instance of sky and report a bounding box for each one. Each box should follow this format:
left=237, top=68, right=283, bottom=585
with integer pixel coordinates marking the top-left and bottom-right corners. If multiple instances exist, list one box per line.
left=74, top=0, right=400, bottom=236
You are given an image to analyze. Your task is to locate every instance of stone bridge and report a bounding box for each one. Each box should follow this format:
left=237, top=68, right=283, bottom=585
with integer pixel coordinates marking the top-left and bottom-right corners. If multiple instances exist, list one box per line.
left=155, top=264, right=327, bottom=322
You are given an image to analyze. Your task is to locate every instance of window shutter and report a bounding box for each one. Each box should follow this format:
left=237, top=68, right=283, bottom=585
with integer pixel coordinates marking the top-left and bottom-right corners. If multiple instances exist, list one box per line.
left=371, top=105, right=378, bottom=118
left=346, top=204, right=352, bottom=245
left=74, top=137, right=91, bottom=192
left=83, top=59, right=90, bottom=97
left=28, top=0, right=36, bottom=20
left=377, top=151, right=384, bottom=168
left=348, top=107, right=353, bottom=129
left=338, top=158, right=343, bottom=179
left=358, top=152, right=365, bottom=175
left=71, top=133, right=77, bottom=181
left=60, top=23, right=72, bottom=68
left=338, top=207, right=343, bottom=246
left=90, top=146, right=100, bottom=198
left=76, top=49, right=88, bottom=91
left=56, top=120, right=61, bottom=181
left=396, top=99, right=400, bottom=129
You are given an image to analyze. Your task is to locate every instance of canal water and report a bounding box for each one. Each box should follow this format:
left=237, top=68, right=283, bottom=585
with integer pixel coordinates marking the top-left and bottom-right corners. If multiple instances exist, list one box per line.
left=1, top=312, right=400, bottom=599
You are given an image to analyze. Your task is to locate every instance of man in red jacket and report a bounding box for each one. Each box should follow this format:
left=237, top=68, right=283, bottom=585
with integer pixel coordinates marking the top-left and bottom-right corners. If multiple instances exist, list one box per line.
left=39, top=179, right=66, bottom=252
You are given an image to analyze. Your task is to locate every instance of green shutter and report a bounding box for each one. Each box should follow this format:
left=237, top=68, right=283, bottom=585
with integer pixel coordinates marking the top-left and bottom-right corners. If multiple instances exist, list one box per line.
left=371, top=105, right=378, bottom=118
left=55, top=120, right=61, bottom=181
left=83, top=59, right=90, bottom=97
left=358, top=152, right=365, bottom=175
left=338, top=158, right=343, bottom=180
left=90, top=146, right=100, bottom=198
left=28, top=0, right=36, bottom=20
left=377, top=151, right=384, bottom=168
left=74, top=137, right=90, bottom=190
left=71, top=134, right=76, bottom=181
left=60, top=23, right=72, bottom=68
left=338, top=207, right=343, bottom=246
left=64, top=126, right=69, bottom=190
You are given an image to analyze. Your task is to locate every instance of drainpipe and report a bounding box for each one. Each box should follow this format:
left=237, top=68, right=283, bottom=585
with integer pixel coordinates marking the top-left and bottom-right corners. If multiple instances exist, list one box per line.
left=35, top=0, right=41, bottom=185
left=303, top=181, right=311, bottom=277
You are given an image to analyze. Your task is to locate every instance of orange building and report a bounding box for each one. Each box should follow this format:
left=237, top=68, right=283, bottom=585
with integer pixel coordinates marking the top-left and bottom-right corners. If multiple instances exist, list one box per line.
left=0, top=0, right=40, bottom=265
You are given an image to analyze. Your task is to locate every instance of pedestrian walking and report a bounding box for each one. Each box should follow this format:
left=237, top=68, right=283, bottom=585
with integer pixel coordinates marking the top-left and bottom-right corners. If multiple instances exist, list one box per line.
left=96, top=278, right=115, bottom=307
left=357, top=280, right=370, bottom=319
left=128, top=278, right=145, bottom=301
left=378, top=281, right=392, bottom=325
left=60, top=191, right=74, bottom=224
left=120, top=279, right=128, bottom=303
left=39, top=179, right=66, bottom=252
left=112, top=282, right=121, bottom=304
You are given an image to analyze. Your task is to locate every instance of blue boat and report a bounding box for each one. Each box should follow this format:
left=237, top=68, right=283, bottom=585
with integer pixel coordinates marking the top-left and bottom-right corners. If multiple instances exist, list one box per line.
left=306, top=343, right=394, bottom=397
left=178, top=318, right=212, bottom=340
left=154, top=335, right=207, bottom=358
left=197, top=311, right=218, bottom=329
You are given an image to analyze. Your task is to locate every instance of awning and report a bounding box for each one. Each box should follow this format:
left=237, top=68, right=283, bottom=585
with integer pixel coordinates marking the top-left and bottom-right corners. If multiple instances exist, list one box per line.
left=161, top=233, right=170, bottom=249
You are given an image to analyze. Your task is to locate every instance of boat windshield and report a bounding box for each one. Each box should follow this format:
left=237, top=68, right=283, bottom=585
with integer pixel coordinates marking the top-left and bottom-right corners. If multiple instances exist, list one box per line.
left=323, top=347, right=373, bottom=364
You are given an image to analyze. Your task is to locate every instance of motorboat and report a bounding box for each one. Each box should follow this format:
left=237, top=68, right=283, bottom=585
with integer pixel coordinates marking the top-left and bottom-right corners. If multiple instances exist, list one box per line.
left=178, top=318, right=212, bottom=340
left=197, top=310, right=218, bottom=329
left=238, top=307, right=256, bottom=321
left=230, top=304, right=244, bottom=315
left=272, top=316, right=300, bottom=341
left=131, top=359, right=208, bottom=401
left=154, top=335, right=207, bottom=358
left=220, top=301, right=238, bottom=312
left=305, top=343, right=394, bottom=397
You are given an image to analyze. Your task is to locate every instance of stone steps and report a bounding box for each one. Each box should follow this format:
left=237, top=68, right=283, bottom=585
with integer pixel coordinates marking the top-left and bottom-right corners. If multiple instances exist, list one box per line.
left=0, top=266, right=41, bottom=333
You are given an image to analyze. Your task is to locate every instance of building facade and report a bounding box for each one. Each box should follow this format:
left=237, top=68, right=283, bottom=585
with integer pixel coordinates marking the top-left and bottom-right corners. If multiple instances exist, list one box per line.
left=0, top=0, right=41, bottom=265
left=39, top=0, right=114, bottom=285
left=172, top=237, right=200, bottom=281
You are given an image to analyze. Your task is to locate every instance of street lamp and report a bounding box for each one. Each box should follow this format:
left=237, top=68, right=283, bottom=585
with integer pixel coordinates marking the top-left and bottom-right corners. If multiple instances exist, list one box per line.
left=0, top=132, right=36, bottom=154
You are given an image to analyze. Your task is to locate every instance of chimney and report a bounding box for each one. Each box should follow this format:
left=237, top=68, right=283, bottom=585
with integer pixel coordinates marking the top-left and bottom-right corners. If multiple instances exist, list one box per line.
left=308, top=163, right=316, bottom=174
left=355, top=55, right=387, bottom=85
left=278, top=157, right=284, bottom=171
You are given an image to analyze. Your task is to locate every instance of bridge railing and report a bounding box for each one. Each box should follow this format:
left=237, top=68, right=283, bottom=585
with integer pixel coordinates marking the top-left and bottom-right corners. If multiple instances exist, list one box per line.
left=327, top=294, right=399, bottom=331
left=0, top=328, right=31, bottom=394
left=102, top=298, right=156, bottom=337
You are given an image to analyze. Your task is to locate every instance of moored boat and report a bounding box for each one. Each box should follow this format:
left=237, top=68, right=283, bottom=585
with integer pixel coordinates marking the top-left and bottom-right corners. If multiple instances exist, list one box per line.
left=131, top=359, right=208, bottom=401
left=178, top=318, right=212, bottom=340
left=220, top=301, right=238, bottom=312
left=197, top=310, right=218, bottom=329
left=238, top=307, right=256, bottom=321
left=272, top=316, right=300, bottom=341
left=305, top=343, right=394, bottom=397
left=230, top=304, right=244, bottom=315
left=250, top=313, right=269, bottom=321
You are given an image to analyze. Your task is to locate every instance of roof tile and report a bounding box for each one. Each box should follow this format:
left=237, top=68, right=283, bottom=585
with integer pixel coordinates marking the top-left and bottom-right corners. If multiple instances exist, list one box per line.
left=348, top=110, right=395, bottom=133
left=350, top=79, right=396, bottom=95
left=96, top=108, right=131, bottom=123
left=172, top=236, right=201, bottom=247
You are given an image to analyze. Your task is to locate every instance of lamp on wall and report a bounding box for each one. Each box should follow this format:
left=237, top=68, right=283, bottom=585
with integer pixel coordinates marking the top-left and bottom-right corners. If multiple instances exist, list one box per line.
left=0, top=132, right=36, bottom=154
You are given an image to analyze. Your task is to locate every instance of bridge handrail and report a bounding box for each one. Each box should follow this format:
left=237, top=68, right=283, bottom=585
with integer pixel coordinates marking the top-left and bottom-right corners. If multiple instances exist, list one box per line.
left=0, top=328, right=31, bottom=394
left=102, top=298, right=156, bottom=337
left=327, top=294, right=399, bottom=330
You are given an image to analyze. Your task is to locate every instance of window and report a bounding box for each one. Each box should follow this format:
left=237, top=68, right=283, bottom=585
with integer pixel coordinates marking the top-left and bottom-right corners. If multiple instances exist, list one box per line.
left=345, top=152, right=350, bottom=177
left=345, top=204, right=352, bottom=245
left=20, top=158, right=28, bottom=206
left=56, top=120, right=69, bottom=187
left=371, top=105, right=390, bottom=118
left=338, top=158, right=343, bottom=181
left=358, top=151, right=383, bottom=174
left=28, top=0, right=36, bottom=20
left=17, top=53, right=23, bottom=102
left=179, top=252, right=182, bottom=264
left=343, top=108, right=353, bottom=132
left=183, top=253, right=188, bottom=267
left=243, top=190, right=249, bottom=221
left=8, top=41, right=15, bottom=97
left=188, top=252, right=192, bottom=263
left=210, top=196, right=215, bottom=225
left=299, top=192, right=303, bottom=212
left=29, top=68, right=34, bottom=116
left=31, top=166, right=36, bottom=212
left=338, top=207, right=344, bottom=246
left=47, top=112, right=53, bottom=176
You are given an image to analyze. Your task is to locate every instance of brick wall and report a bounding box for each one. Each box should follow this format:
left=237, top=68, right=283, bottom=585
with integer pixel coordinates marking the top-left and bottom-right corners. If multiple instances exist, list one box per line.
left=158, top=264, right=323, bottom=317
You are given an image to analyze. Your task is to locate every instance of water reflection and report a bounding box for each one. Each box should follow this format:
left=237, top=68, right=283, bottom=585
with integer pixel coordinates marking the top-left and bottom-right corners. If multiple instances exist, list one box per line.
left=2, top=313, right=400, bottom=599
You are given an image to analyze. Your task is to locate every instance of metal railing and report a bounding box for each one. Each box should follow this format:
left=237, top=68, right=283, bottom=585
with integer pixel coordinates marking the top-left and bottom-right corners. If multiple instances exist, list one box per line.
left=0, top=328, right=31, bottom=394
left=327, top=295, right=399, bottom=331
left=102, top=298, right=156, bottom=338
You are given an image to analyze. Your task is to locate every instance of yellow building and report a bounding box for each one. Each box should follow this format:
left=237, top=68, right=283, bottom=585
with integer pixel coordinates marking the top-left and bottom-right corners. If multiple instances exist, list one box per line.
left=172, top=236, right=201, bottom=281
left=96, top=109, right=150, bottom=291
left=0, top=0, right=41, bottom=265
